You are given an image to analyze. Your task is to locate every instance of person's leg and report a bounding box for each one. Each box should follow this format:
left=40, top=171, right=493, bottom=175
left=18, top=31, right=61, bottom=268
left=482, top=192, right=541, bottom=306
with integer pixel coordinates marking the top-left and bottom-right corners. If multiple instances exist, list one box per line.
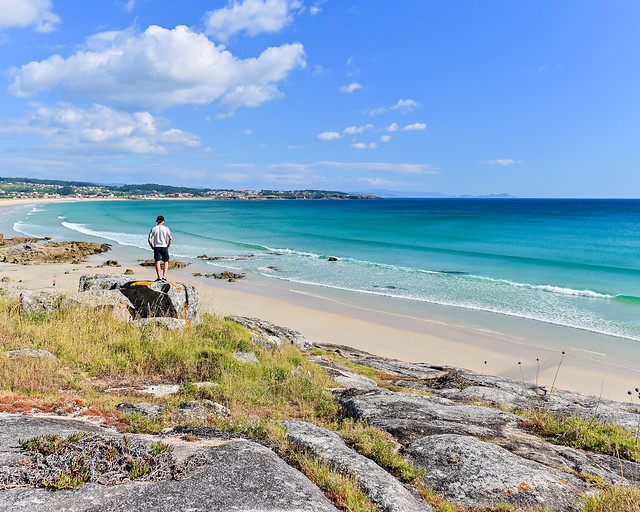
left=155, top=260, right=162, bottom=280
left=163, top=260, right=169, bottom=279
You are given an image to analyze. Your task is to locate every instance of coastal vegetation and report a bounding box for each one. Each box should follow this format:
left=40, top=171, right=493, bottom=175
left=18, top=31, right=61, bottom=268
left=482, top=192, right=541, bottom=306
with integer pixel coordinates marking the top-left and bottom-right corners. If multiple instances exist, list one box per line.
left=0, top=177, right=377, bottom=201
left=1, top=292, right=639, bottom=511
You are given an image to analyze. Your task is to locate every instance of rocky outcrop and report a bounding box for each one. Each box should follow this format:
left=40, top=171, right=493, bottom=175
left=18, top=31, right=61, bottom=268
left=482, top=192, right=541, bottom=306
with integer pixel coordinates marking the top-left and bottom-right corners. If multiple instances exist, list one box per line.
left=228, top=316, right=313, bottom=350
left=408, top=434, right=589, bottom=511
left=283, top=421, right=431, bottom=512
left=0, top=415, right=339, bottom=512
left=78, top=274, right=201, bottom=325
left=1, top=241, right=111, bottom=264
left=340, top=388, right=520, bottom=444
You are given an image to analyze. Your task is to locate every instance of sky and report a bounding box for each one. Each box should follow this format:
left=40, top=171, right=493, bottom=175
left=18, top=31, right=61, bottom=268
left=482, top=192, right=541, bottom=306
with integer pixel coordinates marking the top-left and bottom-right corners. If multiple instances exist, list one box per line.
left=0, top=1, right=639, bottom=198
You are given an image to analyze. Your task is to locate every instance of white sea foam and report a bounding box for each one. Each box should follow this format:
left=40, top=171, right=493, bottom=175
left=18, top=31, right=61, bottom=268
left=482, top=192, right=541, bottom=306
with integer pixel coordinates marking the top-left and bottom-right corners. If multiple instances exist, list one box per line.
left=466, top=275, right=613, bottom=299
left=61, top=221, right=147, bottom=250
left=12, top=221, right=38, bottom=237
left=258, top=272, right=638, bottom=341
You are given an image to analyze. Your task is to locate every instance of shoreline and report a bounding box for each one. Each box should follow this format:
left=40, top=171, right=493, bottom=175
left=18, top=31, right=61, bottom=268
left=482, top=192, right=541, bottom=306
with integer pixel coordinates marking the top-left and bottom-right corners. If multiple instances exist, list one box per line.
left=1, top=199, right=640, bottom=402
left=1, top=247, right=639, bottom=402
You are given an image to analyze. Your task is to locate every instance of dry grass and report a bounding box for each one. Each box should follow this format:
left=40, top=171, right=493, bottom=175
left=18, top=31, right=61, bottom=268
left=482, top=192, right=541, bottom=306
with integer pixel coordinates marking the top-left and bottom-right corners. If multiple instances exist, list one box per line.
left=580, top=486, right=640, bottom=512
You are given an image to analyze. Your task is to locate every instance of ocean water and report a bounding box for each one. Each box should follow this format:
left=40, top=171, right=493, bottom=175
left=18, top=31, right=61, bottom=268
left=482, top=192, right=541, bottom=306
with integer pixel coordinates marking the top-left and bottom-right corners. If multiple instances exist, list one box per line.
left=3, top=198, right=640, bottom=355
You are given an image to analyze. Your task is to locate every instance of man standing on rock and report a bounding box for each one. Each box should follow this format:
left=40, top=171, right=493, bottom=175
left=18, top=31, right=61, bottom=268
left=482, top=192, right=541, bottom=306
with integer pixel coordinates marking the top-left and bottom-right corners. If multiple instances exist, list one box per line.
left=148, top=215, right=172, bottom=282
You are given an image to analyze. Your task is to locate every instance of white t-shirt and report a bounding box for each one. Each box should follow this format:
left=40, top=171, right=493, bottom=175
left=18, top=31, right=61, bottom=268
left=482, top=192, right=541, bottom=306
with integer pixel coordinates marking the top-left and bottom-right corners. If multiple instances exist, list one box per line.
left=149, top=224, right=171, bottom=247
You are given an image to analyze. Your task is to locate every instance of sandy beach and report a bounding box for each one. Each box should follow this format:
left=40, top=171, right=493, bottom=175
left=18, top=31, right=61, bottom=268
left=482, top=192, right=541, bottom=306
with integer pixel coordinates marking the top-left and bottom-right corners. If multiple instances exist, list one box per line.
left=1, top=229, right=639, bottom=404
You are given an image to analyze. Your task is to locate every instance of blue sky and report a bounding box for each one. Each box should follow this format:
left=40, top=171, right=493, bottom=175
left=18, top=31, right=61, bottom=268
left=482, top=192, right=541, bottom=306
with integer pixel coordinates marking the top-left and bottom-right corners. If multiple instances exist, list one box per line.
left=0, top=1, right=638, bottom=197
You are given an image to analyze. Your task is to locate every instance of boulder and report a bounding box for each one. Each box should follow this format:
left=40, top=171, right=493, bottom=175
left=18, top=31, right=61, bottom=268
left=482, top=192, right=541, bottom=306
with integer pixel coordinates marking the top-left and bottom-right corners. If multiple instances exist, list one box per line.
left=4, top=349, right=55, bottom=359
left=119, top=281, right=200, bottom=323
left=339, top=389, right=519, bottom=444
left=171, top=401, right=208, bottom=424
left=131, top=318, right=187, bottom=331
left=233, top=352, right=260, bottom=364
left=283, top=421, right=432, bottom=512
left=19, top=290, right=73, bottom=314
left=228, top=316, right=313, bottom=350
left=116, top=402, right=165, bottom=419
left=408, top=434, right=590, bottom=511
left=74, top=289, right=134, bottom=321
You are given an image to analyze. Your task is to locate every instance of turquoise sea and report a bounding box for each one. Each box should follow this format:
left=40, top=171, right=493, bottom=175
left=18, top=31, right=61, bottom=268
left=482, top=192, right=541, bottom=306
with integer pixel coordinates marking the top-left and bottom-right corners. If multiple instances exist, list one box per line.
left=2, top=198, right=640, bottom=363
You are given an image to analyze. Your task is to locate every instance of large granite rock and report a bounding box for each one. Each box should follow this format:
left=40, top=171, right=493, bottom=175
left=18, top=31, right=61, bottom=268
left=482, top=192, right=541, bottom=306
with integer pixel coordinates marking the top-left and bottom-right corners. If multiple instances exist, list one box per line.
left=78, top=275, right=200, bottom=325
left=408, top=434, right=590, bottom=511
left=339, top=388, right=520, bottom=444
left=120, top=281, right=200, bottom=323
left=74, top=289, right=135, bottom=321
left=283, top=421, right=431, bottom=512
left=0, top=415, right=338, bottom=512
left=78, top=274, right=134, bottom=291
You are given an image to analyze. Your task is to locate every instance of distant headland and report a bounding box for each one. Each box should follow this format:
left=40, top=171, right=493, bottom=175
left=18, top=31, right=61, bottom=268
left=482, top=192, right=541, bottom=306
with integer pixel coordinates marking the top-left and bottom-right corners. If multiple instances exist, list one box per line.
left=0, top=177, right=378, bottom=201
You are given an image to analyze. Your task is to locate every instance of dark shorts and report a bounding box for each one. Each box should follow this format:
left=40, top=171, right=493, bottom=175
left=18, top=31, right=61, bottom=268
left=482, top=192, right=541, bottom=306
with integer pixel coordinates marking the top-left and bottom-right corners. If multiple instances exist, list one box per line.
left=153, top=247, right=170, bottom=262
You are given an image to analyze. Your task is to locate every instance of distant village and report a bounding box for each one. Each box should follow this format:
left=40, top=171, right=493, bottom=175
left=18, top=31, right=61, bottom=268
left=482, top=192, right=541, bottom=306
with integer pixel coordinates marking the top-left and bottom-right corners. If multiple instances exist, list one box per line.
left=0, top=178, right=378, bottom=201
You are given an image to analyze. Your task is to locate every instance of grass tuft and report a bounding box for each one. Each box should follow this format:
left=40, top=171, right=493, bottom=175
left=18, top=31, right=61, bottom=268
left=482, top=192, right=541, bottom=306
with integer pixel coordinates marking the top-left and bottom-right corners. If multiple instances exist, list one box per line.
left=521, top=410, right=640, bottom=462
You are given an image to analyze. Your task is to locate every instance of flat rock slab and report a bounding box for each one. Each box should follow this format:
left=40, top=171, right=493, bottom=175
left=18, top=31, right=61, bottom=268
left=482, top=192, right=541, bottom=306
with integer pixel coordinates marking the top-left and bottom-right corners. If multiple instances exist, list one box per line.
left=319, top=343, right=640, bottom=432
left=283, top=421, right=431, bottom=512
left=408, top=434, right=591, bottom=511
left=340, top=389, right=520, bottom=444
left=0, top=415, right=338, bottom=512
left=309, top=357, right=378, bottom=390
left=228, top=316, right=313, bottom=350
left=4, top=349, right=55, bottom=359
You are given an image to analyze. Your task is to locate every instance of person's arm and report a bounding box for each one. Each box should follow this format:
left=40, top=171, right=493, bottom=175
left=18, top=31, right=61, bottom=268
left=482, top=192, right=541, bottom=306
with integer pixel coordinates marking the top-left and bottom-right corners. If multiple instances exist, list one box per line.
left=167, top=232, right=173, bottom=248
left=148, top=230, right=154, bottom=248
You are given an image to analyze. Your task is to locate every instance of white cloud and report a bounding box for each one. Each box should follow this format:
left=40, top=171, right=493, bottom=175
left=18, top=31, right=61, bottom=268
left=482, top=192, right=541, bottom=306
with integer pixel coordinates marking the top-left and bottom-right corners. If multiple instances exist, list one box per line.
left=318, top=161, right=434, bottom=174
left=403, top=122, right=426, bottom=131
left=340, top=83, right=362, bottom=93
left=387, top=122, right=426, bottom=132
left=0, top=0, right=60, bottom=33
left=370, top=98, right=419, bottom=116
left=123, top=1, right=136, bottom=13
left=204, top=0, right=301, bottom=42
left=393, top=98, right=418, bottom=112
left=351, top=142, right=378, bottom=150
left=243, top=129, right=253, bottom=135
left=8, top=25, right=306, bottom=114
left=380, top=135, right=391, bottom=143
left=310, top=7, right=321, bottom=15
left=316, top=131, right=341, bottom=141
left=482, top=159, right=523, bottom=166
left=1, top=102, right=201, bottom=154
left=343, top=124, right=373, bottom=135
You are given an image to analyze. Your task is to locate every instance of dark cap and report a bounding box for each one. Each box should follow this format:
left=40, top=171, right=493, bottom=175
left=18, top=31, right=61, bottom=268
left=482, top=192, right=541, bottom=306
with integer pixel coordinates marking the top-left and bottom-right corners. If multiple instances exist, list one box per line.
left=156, top=215, right=165, bottom=223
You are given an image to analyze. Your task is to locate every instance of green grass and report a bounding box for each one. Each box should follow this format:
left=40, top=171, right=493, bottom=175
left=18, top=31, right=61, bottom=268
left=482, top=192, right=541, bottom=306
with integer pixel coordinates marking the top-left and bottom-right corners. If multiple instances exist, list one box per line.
left=0, top=296, right=338, bottom=425
left=521, top=410, right=640, bottom=462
